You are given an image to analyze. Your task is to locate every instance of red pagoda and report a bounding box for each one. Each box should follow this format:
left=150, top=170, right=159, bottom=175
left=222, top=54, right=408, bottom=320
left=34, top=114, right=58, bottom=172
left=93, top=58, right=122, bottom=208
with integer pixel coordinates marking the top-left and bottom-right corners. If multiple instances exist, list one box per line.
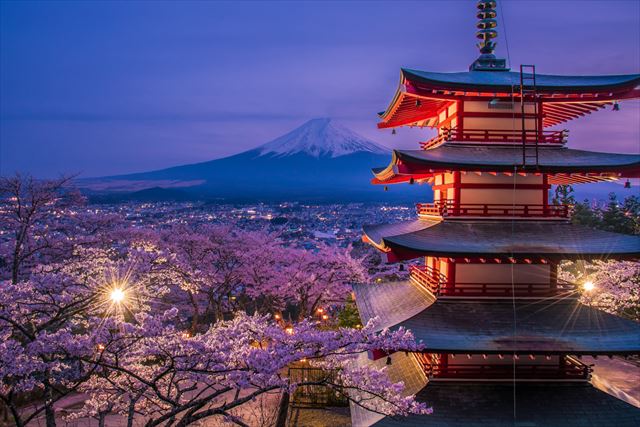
left=351, top=1, right=640, bottom=426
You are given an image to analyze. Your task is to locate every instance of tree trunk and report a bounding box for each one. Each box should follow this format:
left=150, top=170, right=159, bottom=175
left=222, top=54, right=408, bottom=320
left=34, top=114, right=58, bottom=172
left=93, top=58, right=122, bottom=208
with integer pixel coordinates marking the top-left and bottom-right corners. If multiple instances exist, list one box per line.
left=127, top=397, right=136, bottom=427
left=44, top=399, right=56, bottom=427
left=188, top=291, right=200, bottom=333
left=275, top=391, right=289, bottom=427
left=5, top=401, right=24, bottom=427
left=42, top=375, right=57, bottom=427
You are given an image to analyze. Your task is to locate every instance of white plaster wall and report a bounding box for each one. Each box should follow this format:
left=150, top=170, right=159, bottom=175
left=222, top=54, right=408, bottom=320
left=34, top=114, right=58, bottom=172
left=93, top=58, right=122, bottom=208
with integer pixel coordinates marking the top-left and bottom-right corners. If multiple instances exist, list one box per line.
left=464, top=117, right=537, bottom=131
left=461, top=174, right=542, bottom=185
left=455, top=264, right=551, bottom=284
left=460, top=188, right=543, bottom=205
left=464, top=101, right=537, bottom=114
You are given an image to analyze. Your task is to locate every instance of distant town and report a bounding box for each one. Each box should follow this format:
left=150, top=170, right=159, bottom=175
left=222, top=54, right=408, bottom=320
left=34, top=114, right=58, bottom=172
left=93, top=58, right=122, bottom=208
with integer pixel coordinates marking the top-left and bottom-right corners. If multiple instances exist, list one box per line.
left=83, top=201, right=415, bottom=248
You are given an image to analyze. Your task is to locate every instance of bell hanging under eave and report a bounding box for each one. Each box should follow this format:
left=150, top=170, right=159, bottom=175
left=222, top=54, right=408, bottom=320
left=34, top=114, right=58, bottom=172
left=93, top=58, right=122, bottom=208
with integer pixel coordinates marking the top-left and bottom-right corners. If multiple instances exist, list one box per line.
left=392, top=129, right=397, bottom=135
left=613, top=101, right=620, bottom=111
left=624, top=180, right=631, bottom=189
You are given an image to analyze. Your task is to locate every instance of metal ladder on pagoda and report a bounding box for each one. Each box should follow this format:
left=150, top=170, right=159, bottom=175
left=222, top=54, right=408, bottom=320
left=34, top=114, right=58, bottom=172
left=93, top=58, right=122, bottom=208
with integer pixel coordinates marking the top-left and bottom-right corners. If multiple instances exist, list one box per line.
left=519, top=64, right=539, bottom=167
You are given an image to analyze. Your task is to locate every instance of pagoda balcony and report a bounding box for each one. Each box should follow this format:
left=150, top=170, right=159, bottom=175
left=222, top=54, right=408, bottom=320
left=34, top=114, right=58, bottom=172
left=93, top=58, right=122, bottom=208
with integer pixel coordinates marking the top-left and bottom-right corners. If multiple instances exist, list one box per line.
left=408, top=265, right=447, bottom=294
left=409, top=265, right=576, bottom=298
left=416, top=200, right=570, bottom=219
left=420, top=127, right=568, bottom=149
left=419, top=355, right=591, bottom=381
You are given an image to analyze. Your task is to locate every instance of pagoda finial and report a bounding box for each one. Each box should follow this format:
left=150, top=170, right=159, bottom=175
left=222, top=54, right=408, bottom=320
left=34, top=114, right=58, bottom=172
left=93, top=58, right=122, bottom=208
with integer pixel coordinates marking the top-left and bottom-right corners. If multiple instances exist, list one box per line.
left=476, top=1, right=498, bottom=55
left=469, top=0, right=508, bottom=71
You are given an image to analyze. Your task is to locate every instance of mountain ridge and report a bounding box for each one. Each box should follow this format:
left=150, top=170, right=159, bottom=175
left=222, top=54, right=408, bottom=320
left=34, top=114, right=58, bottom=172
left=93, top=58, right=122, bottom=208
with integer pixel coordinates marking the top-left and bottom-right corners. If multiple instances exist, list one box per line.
left=79, top=118, right=422, bottom=202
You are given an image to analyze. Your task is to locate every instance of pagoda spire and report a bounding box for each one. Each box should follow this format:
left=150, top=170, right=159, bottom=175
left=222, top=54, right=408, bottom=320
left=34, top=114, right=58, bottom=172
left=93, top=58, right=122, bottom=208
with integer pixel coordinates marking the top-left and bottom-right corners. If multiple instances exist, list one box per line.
left=476, top=0, right=498, bottom=55
left=469, top=0, right=508, bottom=71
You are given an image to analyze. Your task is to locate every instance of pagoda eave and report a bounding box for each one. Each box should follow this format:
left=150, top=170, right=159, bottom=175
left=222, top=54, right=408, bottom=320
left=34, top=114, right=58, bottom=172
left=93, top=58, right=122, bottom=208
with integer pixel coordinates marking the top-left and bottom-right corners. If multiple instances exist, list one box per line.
left=377, top=69, right=640, bottom=129
left=371, top=145, right=640, bottom=184
left=353, top=281, right=640, bottom=356
left=366, top=382, right=640, bottom=427
left=363, top=220, right=640, bottom=262
left=401, top=68, right=640, bottom=96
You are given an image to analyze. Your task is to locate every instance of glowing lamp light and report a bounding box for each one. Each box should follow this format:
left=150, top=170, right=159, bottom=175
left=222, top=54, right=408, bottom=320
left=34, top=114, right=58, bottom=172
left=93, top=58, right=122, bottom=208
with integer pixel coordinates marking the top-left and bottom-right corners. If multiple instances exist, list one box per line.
left=317, top=307, right=324, bottom=314
left=583, top=281, right=595, bottom=292
left=110, top=288, right=126, bottom=304
left=321, top=314, right=329, bottom=321
left=274, top=314, right=281, bottom=320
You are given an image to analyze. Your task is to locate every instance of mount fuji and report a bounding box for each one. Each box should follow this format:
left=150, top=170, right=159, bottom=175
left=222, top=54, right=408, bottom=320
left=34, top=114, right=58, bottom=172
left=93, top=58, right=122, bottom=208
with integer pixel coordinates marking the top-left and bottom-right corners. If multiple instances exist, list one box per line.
left=81, top=118, right=422, bottom=202
left=254, top=118, right=388, bottom=158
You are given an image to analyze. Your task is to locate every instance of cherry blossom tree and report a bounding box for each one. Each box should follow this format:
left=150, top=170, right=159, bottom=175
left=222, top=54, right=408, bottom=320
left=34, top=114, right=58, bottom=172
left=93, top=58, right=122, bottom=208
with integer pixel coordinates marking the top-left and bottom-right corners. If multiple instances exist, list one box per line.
left=277, top=243, right=366, bottom=319
left=1, top=250, right=429, bottom=426
left=159, top=225, right=285, bottom=330
left=0, top=240, right=174, bottom=427
left=561, top=260, right=640, bottom=321
left=0, top=177, right=430, bottom=426
left=73, top=311, right=428, bottom=427
left=161, top=225, right=365, bottom=324
left=0, top=173, right=123, bottom=284
left=0, top=174, right=80, bottom=283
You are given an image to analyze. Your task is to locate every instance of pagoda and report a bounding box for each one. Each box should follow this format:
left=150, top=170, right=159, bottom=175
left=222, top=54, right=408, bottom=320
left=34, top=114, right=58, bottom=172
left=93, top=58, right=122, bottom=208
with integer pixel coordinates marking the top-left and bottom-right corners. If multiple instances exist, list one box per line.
left=351, top=1, right=640, bottom=426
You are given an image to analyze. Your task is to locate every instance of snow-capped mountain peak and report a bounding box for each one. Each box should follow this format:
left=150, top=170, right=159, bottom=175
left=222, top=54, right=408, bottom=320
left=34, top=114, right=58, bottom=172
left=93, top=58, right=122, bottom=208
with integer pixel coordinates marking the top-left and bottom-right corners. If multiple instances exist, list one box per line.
left=255, top=118, right=389, bottom=158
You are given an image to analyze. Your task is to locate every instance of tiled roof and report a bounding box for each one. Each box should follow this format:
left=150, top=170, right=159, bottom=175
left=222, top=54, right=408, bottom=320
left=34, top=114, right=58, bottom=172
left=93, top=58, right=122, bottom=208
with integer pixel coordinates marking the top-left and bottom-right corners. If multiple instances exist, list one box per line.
left=370, top=382, right=640, bottom=427
left=349, top=352, right=427, bottom=427
left=402, top=68, right=640, bottom=92
left=353, top=281, right=640, bottom=355
left=363, top=220, right=640, bottom=259
left=372, top=145, right=640, bottom=180
left=353, top=281, right=434, bottom=332
left=394, top=145, right=640, bottom=172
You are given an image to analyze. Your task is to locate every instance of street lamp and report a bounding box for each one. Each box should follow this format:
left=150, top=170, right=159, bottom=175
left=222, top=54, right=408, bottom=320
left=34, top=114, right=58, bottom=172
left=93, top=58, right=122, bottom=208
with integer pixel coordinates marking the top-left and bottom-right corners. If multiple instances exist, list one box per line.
left=110, top=288, right=126, bottom=304
left=582, top=281, right=595, bottom=292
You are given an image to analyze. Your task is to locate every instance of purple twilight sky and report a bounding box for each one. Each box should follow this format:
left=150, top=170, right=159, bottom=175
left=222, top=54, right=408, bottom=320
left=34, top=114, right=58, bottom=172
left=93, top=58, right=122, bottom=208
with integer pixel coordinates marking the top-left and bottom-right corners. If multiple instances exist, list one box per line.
left=1, top=0, right=639, bottom=178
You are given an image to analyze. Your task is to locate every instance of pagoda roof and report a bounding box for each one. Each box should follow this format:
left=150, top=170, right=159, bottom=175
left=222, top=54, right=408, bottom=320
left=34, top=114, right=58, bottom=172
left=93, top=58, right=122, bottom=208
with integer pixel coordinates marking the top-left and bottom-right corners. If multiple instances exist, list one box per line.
left=378, top=68, right=640, bottom=128
left=372, top=145, right=640, bottom=184
left=369, top=382, right=640, bottom=427
left=353, top=281, right=640, bottom=355
left=363, top=220, right=640, bottom=261
left=402, top=68, right=640, bottom=94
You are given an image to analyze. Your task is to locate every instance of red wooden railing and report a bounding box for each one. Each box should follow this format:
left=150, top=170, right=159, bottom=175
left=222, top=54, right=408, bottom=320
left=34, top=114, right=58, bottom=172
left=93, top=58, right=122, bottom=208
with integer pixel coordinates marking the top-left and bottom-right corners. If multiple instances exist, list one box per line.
left=409, top=265, right=575, bottom=297
left=416, top=201, right=570, bottom=218
left=428, top=362, right=590, bottom=380
left=408, top=264, right=447, bottom=294
left=418, top=354, right=590, bottom=380
left=437, top=282, right=575, bottom=297
left=420, top=127, right=568, bottom=149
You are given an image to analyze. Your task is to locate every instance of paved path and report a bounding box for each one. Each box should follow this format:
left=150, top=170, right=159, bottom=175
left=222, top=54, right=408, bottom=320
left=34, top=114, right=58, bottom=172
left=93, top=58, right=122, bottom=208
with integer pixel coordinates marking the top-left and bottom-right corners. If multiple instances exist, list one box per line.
left=584, top=356, right=640, bottom=408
